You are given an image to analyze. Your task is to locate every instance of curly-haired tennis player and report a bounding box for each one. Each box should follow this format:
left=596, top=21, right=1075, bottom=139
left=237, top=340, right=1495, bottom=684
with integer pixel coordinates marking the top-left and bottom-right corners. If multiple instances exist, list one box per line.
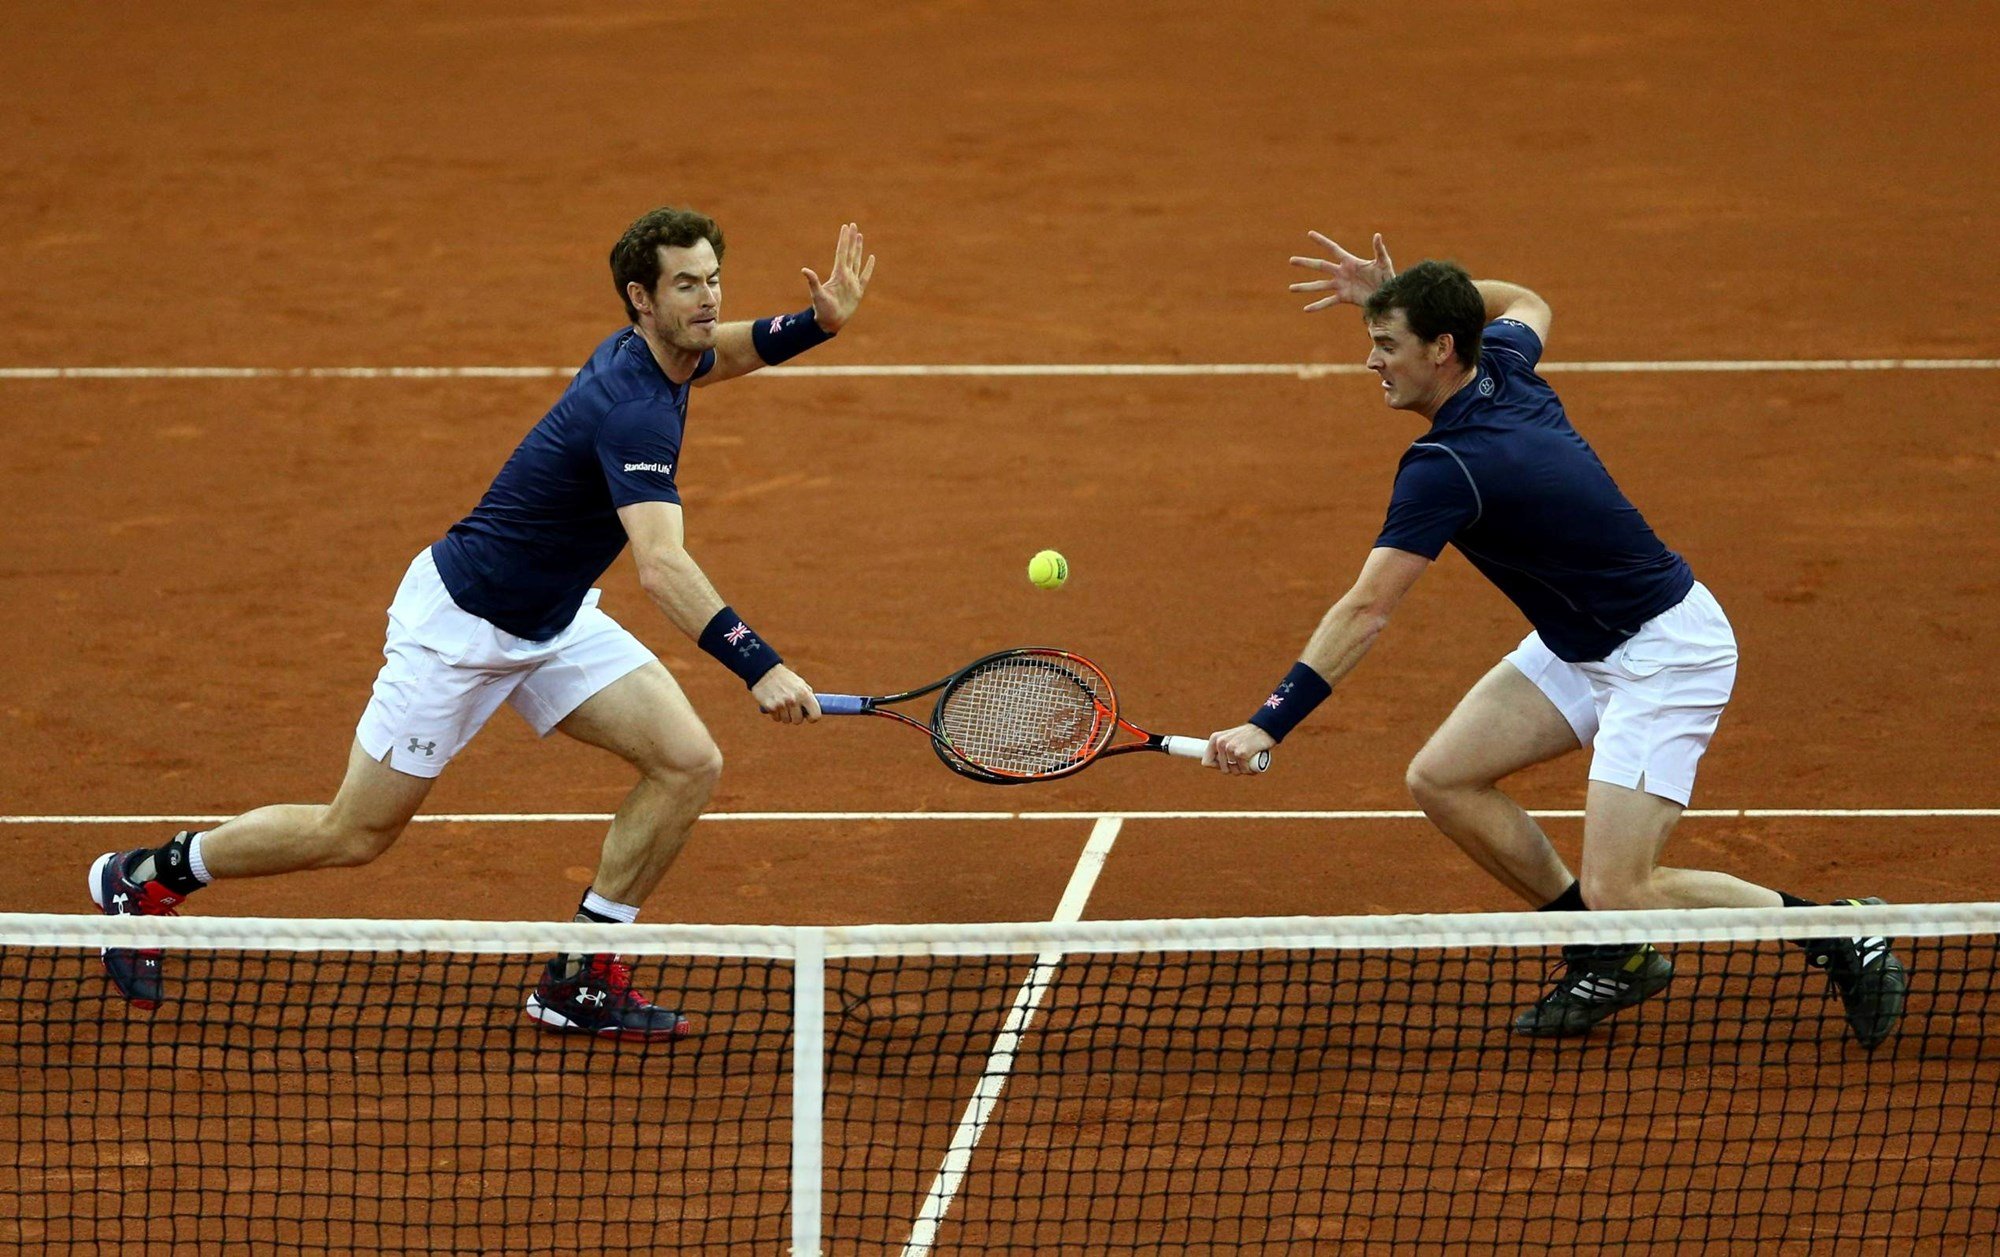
left=90, top=207, right=875, bottom=1039
left=1206, top=234, right=1906, bottom=1048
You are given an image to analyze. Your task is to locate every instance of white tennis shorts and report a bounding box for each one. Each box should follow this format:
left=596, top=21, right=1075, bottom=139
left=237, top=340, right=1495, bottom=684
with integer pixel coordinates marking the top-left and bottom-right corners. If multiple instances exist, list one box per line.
left=1503, top=582, right=1737, bottom=807
left=355, top=550, right=656, bottom=778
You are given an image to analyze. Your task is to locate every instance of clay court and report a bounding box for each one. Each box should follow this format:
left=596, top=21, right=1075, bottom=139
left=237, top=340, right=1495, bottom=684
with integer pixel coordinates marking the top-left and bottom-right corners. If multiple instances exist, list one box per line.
left=3, top=2, right=1997, bottom=1253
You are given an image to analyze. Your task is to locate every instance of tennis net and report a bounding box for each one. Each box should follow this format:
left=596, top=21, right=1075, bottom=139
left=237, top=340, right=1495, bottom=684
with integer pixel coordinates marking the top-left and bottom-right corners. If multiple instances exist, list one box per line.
left=2, top=902, right=1995, bottom=1253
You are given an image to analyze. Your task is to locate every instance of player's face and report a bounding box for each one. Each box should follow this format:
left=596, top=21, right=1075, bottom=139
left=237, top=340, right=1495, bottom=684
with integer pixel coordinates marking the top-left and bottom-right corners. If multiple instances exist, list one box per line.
left=1365, top=310, right=1453, bottom=411
left=636, top=240, right=722, bottom=350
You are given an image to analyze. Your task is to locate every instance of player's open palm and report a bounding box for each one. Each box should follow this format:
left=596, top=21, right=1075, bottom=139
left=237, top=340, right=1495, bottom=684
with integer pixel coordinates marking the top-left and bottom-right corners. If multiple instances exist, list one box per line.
left=1289, top=231, right=1394, bottom=312
left=803, top=222, right=876, bottom=333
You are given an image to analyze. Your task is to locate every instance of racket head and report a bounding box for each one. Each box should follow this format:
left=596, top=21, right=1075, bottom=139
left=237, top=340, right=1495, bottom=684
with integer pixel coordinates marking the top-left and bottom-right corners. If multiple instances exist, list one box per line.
left=929, top=648, right=1118, bottom=782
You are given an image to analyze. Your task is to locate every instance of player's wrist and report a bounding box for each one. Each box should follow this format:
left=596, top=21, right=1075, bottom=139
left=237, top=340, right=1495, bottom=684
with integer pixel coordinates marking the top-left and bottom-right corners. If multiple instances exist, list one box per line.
left=700, top=606, right=785, bottom=688
left=1245, top=661, right=1332, bottom=743
left=751, top=307, right=835, bottom=365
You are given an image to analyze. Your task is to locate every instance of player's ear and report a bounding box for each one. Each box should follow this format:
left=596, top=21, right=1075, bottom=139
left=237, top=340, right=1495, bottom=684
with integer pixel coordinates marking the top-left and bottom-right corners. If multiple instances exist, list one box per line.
left=626, top=280, right=654, bottom=318
left=1432, top=333, right=1454, bottom=365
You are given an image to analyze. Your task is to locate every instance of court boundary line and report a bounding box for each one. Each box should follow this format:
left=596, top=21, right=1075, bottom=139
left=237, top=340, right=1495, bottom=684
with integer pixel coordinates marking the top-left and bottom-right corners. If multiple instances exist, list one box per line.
left=1, top=357, right=1997, bottom=381
left=900, top=816, right=1122, bottom=1256
left=6, top=807, right=1996, bottom=825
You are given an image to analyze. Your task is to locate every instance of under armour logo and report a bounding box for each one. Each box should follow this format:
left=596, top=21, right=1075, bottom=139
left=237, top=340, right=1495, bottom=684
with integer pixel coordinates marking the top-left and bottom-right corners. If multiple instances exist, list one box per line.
left=113, top=891, right=130, bottom=909
left=578, top=988, right=607, bottom=1006
left=408, top=737, right=436, bottom=757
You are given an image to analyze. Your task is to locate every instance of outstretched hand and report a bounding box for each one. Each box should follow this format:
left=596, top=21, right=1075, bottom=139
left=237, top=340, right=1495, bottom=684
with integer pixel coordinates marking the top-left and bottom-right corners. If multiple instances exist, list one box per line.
left=1289, top=231, right=1394, bottom=312
left=803, top=222, right=876, bottom=333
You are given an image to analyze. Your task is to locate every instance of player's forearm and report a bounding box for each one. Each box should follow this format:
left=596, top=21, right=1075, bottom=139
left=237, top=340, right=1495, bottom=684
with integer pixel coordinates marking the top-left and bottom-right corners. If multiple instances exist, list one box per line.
left=1473, top=280, right=1545, bottom=325
left=1299, top=594, right=1392, bottom=691
left=635, top=547, right=729, bottom=640
left=704, top=310, right=836, bottom=383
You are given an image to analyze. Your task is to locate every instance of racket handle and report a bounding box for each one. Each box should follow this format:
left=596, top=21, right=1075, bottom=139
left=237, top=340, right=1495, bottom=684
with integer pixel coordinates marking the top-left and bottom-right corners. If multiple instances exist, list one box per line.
left=1161, top=735, right=1271, bottom=773
left=816, top=694, right=870, bottom=716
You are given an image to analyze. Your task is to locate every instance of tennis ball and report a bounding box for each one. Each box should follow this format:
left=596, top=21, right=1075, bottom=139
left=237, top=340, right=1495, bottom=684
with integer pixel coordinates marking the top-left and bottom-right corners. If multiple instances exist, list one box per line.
left=1027, top=549, right=1069, bottom=590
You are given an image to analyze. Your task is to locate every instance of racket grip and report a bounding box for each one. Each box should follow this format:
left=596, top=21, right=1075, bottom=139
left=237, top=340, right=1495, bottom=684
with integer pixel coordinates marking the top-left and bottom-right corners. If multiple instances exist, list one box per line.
left=1162, top=736, right=1272, bottom=772
left=816, top=694, right=870, bottom=716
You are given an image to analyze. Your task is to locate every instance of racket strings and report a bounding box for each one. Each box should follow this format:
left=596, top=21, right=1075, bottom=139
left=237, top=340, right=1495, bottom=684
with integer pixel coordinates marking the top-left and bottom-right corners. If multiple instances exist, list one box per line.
left=937, top=656, right=1112, bottom=776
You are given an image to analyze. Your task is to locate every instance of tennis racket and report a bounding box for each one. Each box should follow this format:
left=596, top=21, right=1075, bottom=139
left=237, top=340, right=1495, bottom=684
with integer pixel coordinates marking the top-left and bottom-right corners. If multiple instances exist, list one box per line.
left=816, top=647, right=1271, bottom=784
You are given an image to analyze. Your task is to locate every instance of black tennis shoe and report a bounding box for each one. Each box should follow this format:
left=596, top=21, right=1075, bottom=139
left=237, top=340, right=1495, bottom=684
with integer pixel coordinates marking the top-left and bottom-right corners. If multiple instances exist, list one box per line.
left=525, top=954, right=693, bottom=1041
left=88, top=846, right=187, bottom=1010
left=1513, top=943, right=1675, bottom=1037
left=1803, top=897, right=1907, bottom=1050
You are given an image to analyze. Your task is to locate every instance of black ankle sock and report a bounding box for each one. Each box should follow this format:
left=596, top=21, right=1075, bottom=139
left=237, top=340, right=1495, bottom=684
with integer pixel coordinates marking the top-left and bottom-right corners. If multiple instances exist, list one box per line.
left=1539, top=882, right=1587, bottom=913
left=1779, top=892, right=1817, bottom=909
left=1779, top=891, right=1826, bottom=950
left=132, top=831, right=206, bottom=896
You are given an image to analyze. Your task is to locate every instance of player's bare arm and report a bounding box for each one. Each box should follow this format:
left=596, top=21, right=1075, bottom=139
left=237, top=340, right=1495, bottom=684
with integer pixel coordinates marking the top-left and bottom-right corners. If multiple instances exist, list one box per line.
left=1472, top=279, right=1553, bottom=345
left=1206, top=547, right=1430, bottom=775
left=1289, top=231, right=1396, bottom=311
left=618, top=500, right=821, bottom=724
left=698, top=222, right=877, bottom=386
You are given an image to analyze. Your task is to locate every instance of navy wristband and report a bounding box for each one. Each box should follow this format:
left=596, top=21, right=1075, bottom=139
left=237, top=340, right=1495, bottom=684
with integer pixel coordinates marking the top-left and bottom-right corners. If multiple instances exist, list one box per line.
left=1245, top=662, right=1332, bottom=743
left=750, top=307, right=834, bottom=365
left=699, top=606, right=784, bottom=688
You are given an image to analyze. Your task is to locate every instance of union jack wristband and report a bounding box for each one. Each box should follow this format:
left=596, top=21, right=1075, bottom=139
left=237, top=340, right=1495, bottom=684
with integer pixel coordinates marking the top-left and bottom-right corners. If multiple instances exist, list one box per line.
left=1245, top=662, right=1332, bottom=743
left=699, top=606, right=785, bottom=688
left=750, top=307, right=834, bottom=366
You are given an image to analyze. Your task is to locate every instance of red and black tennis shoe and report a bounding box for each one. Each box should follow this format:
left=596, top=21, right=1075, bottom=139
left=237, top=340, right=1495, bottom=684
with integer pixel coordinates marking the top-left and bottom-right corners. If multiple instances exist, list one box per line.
left=88, top=848, right=186, bottom=1010
left=525, top=954, right=693, bottom=1041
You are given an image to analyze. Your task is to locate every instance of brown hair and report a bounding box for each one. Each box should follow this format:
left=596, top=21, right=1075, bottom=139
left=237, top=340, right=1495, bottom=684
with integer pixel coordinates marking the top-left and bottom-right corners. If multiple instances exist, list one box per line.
left=610, top=207, right=726, bottom=322
left=1362, top=260, right=1485, bottom=367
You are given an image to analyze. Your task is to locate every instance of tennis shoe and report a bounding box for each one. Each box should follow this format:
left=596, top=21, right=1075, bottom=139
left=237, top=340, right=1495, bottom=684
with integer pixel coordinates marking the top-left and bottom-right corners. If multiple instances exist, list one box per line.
left=1513, top=942, right=1674, bottom=1037
left=525, top=954, right=692, bottom=1041
left=88, top=846, right=187, bottom=1010
left=1803, top=897, right=1907, bottom=1050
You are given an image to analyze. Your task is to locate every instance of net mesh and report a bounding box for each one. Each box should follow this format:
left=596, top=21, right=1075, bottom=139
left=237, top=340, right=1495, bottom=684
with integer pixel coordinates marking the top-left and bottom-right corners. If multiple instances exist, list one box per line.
left=2, top=906, right=1996, bottom=1254
left=934, top=654, right=1113, bottom=776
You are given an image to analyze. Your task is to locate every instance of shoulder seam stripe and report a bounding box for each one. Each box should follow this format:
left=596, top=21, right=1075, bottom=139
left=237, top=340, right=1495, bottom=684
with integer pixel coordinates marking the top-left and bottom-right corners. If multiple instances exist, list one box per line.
left=1411, top=441, right=1483, bottom=527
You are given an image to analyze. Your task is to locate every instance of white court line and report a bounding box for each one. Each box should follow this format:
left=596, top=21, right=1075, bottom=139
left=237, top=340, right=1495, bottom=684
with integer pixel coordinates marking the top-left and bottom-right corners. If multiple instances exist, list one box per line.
left=0, top=358, right=1996, bottom=381
left=4, top=808, right=1996, bottom=826
left=899, top=816, right=1123, bottom=1257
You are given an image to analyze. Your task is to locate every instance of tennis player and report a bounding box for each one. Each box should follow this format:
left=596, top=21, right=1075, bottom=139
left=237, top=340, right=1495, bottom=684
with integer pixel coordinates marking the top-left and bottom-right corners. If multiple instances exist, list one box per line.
left=89, top=207, right=874, bottom=1039
left=1205, top=234, right=1906, bottom=1048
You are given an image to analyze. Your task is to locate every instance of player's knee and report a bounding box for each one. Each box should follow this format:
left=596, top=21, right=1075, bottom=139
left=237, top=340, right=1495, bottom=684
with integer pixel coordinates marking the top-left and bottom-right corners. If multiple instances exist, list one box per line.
left=1405, top=754, right=1467, bottom=808
left=319, top=816, right=406, bottom=868
left=648, top=742, right=723, bottom=793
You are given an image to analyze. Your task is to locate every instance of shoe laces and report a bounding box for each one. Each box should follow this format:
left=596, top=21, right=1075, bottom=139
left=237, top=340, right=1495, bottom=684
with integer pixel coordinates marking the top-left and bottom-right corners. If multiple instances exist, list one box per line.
left=584, top=954, right=649, bottom=1006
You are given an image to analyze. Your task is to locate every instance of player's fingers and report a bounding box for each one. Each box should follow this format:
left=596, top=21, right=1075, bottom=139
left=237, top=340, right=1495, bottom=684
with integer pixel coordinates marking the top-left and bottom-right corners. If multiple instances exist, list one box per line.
left=802, top=266, right=824, bottom=296
left=1290, top=279, right=1337, bottom=292
left=803, top=691, right=824, bottom=721
left=1308, top=230, right=1360, bottom=262
left=1303, top=295, right=1344, bottom=312
left=1290, top=255, right=1338, bottom=273
left=1373, top=233, right=1392, bottom=267
left=859, top=254, right=877, bottom=286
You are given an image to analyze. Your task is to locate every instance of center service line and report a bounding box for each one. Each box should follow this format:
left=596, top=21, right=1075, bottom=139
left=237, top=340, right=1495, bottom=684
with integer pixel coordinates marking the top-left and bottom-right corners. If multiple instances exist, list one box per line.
left=899, top=816, right=1124, bottom=1256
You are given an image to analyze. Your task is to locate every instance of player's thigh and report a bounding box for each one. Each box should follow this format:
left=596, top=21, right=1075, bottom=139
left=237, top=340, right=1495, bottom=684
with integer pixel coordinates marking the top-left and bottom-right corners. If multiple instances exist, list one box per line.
left=553, top=661, right=721, bottom=776
left=1410, top=652, right=1589, bottom=790
left=1579, top=778, right=1683, bottom=890
left=327, top=738, right=436, bottom=837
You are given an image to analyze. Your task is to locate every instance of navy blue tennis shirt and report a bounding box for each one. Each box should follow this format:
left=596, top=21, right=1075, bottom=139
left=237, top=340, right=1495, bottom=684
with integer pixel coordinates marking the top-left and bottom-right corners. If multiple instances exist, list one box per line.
left=431, top=329, right=715, bottom=640
left=1375, top=319, right=1693, bottom=662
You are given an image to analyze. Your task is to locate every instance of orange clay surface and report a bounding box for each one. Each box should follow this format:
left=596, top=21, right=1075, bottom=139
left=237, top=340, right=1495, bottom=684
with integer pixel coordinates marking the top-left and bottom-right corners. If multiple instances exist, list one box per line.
left=2, top=4, right=1997, bottom=1253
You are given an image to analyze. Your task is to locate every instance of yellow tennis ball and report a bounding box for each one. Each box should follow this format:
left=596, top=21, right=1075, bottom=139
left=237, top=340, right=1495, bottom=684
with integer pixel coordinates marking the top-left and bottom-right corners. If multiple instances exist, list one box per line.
left=1027, top=549, right=1069, bottom=589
